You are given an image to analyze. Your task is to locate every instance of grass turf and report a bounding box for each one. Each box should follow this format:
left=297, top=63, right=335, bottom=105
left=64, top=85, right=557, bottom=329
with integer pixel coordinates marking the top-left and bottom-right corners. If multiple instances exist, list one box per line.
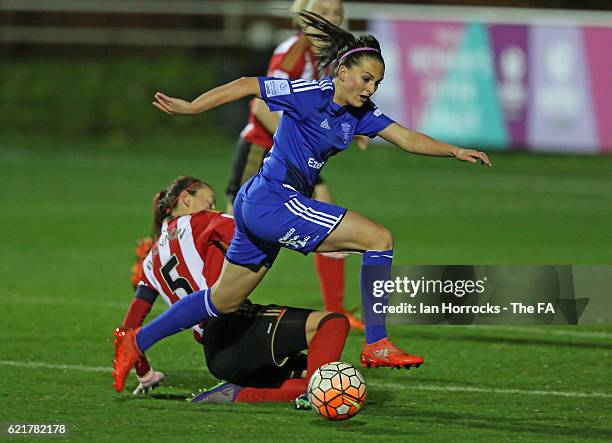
left=0, top=132, right=611, bottom=441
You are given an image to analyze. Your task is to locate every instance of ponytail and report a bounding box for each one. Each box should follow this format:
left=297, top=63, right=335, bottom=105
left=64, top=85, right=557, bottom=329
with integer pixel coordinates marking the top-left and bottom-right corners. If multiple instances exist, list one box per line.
left=298, top=10, right=384, bottom=72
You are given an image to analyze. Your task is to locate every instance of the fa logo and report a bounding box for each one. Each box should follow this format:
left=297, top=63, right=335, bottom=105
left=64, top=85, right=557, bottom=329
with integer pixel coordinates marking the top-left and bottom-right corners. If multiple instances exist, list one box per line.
left=341, top=122, right=352, bottom=144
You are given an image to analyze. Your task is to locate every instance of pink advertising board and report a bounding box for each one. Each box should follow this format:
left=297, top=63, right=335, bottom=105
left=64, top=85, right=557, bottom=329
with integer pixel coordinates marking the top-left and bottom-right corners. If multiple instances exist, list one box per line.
left=369, top=18, right=612, bottom=154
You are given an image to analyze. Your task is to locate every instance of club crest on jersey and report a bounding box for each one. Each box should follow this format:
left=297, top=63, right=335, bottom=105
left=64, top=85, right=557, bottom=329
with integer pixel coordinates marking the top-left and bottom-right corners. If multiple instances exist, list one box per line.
left=341, top=122, right=352, bottom=144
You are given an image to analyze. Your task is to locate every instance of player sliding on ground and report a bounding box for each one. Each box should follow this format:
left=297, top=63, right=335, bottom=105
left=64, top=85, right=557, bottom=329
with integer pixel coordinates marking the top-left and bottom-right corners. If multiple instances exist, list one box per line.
left=114, top=10, right=492, bottom=392
left=119, top=176, right=350, bottom=403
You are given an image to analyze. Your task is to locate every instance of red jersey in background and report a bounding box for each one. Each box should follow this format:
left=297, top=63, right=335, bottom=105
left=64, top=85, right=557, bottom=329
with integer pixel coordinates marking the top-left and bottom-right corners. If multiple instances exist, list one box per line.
left=241, top=33, right=324, bottom=149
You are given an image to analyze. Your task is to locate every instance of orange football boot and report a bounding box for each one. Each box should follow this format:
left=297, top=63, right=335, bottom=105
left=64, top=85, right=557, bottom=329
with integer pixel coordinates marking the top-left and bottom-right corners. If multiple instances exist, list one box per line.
left=112, top=327, right=143, bottom=392
left=360, top=337, right=424, bottom=369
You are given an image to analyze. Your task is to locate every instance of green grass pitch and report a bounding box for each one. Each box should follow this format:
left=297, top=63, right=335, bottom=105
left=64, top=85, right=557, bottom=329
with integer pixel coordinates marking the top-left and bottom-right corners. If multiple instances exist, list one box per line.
left=1, top=132, right=611, bottom=441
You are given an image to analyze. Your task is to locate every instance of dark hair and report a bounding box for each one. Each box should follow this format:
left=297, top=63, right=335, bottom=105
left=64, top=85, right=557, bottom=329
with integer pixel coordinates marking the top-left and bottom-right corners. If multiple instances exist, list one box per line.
left=298, top=10, right=384, bottom=73
left=151, top=176, right=209, bottom=240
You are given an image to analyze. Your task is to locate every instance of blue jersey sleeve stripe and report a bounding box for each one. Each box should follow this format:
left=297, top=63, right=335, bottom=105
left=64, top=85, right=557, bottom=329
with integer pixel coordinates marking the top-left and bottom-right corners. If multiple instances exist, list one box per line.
left=293, top=85, right=325, bottom=93
left=292, top=83, right=316, bottom=89
left=292, top=79, right=331, bottom=87
left=290, top=79, right=333, bottom=91
left=293, top=85, right=333, bottom=93
left=291, top=79, right=313, bottom=86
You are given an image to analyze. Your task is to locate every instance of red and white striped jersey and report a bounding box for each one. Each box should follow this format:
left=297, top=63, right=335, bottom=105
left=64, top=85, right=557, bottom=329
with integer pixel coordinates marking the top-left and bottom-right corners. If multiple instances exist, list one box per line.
left=139, top=210, right=235, bottom=308
left=241, top=33, right=327, bottom=149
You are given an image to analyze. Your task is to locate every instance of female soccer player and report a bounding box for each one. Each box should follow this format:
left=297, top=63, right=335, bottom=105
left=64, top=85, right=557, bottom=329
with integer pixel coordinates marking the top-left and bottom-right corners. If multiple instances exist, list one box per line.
left=226, top=0, right=362, bottom=328
left=119, top=176, right=350, bottom=403
left=114, top=10, right=491, bottom=391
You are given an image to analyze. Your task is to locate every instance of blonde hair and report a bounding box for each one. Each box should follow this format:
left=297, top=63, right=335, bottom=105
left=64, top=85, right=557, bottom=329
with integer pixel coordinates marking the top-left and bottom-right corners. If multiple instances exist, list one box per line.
left=290, top=0, right=317, bottom=14
left=290, top=0, right=326, bottom=29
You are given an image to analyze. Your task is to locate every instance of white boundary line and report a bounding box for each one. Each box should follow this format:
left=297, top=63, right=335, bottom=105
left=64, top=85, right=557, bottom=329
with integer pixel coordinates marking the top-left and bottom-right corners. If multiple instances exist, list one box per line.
left=0, top=360, right=111, bottom=373
left=1, top=360, right=610, bottom=399
left=370, top=381, right=612, bottom=399
left=0, top=295, right=126, bottom=309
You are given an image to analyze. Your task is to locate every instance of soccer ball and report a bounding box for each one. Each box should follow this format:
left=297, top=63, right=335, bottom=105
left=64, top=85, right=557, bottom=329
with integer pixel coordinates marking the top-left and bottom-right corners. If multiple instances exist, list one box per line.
left=307, top=362, right=367, bottom=420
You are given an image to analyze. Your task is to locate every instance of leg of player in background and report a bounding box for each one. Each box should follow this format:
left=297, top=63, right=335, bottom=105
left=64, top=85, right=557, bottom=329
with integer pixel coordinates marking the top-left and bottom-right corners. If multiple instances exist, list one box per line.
left=312, top=182, right=344, bottom=313
left=225, top=139, right=266, bottom=215
left=224, top=138, right=250, bottom=215
left=312, top=182, right=364, bottom=330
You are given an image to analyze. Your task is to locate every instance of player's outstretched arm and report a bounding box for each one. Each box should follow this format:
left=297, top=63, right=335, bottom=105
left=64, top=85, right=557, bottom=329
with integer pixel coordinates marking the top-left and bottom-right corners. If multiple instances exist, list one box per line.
left=153, top=77, right=262, bottom=116
left=378, top=122, right=492, bottom=166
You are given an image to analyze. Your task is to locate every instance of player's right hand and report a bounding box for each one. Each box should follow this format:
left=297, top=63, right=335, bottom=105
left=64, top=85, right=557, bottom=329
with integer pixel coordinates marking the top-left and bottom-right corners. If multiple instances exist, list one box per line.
left=132, top=370, right=165, bottom=395
left=131, top=237, right=153, bottom=289
left=153, top=92, right=195, bottom=115
left=355, top=135, right=369, bottom=151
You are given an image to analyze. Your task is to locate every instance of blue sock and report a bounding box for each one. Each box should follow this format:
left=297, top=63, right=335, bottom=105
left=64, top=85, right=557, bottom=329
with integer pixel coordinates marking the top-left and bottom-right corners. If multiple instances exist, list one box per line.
left=136, top=289, right=218, bottom=352
left=361, top=249, right=393, bottom=344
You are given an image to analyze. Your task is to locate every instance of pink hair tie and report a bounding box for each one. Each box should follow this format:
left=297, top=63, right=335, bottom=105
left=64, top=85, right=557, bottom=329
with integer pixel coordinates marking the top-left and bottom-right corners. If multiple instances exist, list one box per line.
left=338, top=47, right=380, bottom=64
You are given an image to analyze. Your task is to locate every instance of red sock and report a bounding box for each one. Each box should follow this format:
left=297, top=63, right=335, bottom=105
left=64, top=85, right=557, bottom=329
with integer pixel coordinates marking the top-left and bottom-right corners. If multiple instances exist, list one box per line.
left=306, top=315, right=350, bottom=380
left=122, top=298, right=153, bottom=377
left=122, top=298, right=152, bottom=329
left=314, top=254, right=345, bottom=312
left=235, top=379, right=307, bottom=402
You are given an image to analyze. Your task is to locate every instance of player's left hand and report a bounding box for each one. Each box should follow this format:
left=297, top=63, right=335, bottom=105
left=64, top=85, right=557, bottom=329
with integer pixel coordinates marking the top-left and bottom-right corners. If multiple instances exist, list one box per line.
left=153, top=92, right=196, bottom=115
left=454, top=149, right=492, bottom=166
left=355, top=135, right=369, bottom=151
left=132, top=370, right=165, bottom=395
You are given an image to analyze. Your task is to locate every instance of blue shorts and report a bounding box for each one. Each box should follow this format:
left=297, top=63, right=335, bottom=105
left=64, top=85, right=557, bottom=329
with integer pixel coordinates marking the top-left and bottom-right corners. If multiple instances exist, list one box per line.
left=226, top=175, right=347, bottom=268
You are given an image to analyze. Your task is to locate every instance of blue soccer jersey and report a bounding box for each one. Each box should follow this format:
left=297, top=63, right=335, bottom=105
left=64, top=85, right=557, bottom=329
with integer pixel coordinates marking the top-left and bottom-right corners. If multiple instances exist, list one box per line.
left=226, top=76, right=395, bottom=268
left=255, top=76, right=394, bottom=197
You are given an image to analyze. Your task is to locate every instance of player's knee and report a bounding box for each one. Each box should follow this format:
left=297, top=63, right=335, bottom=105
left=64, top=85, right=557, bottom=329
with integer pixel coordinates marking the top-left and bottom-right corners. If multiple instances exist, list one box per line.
left=365, top=225, right=394, bottom=251
left=313, top=183, right=332, bottom=203
left=210, top=291, right=242, bottom=314
left=381, top=227, right=394, bottom=250
left=318, top=312, right=350, bottom=335
left=333, top=313, right=350, bottom=335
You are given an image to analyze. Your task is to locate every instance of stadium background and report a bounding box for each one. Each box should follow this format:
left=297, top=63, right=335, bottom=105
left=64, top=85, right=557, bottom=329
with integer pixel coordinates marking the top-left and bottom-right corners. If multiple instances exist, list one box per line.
left=1, top=1, right=610, bottom=441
